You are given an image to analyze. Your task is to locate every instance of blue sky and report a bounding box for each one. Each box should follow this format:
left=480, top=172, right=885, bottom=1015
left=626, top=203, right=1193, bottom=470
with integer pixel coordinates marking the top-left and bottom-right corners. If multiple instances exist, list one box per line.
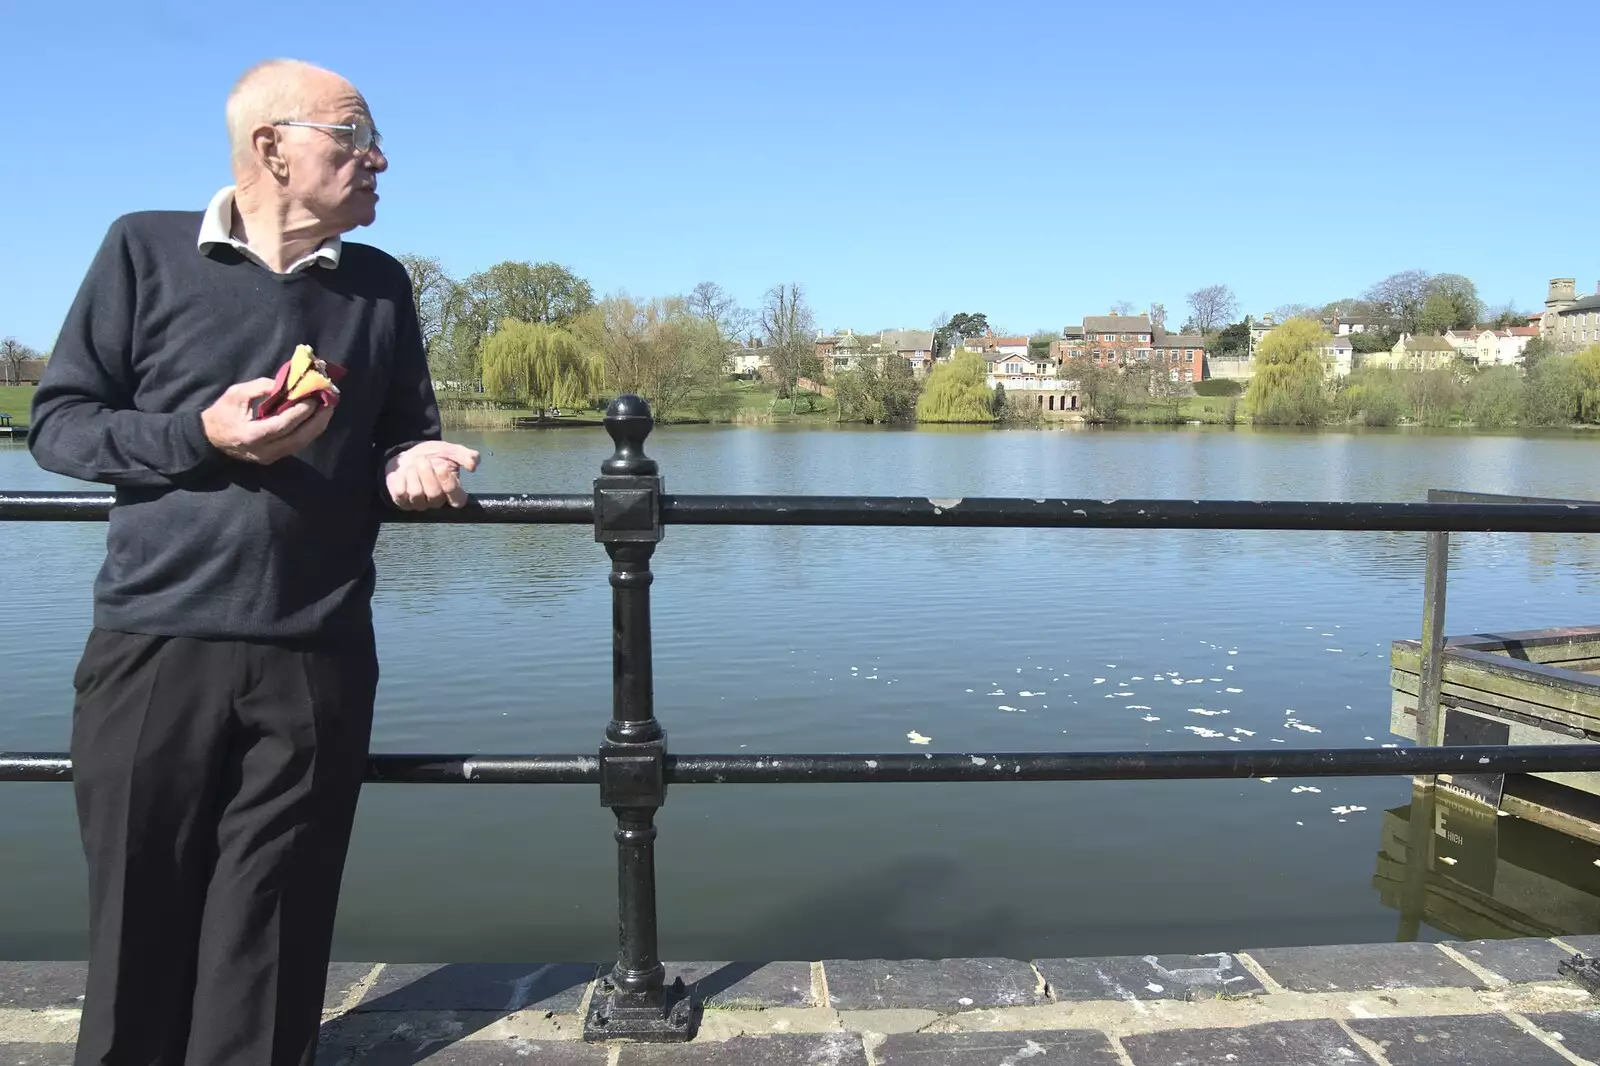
left=3, top=0, right=1596, bottom=350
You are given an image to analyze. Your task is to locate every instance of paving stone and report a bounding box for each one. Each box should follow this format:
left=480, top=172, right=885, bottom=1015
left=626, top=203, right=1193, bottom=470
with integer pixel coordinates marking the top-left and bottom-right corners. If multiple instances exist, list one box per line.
left=326, top=963, right=380, bottom=1011
left=617, top=1032, right=868, bottom=1065
left=1524, top=1012, right=1600, bottom=1061
left=1347, top=1014, right=1569, bottom=1066
left=0, top=1046, right=76, bottom=1066
left=821, top=958, right=1042, bottom=1011
left=0, top=962, right=85, bottom=1009
left=1121, top=1019, right=1372, bottom=1065
left=347, top=1037, right=607, bottom=1065
left=1447, top=938, right=1570, bottom=984
left=878, top=1028, right=1121, bottom=1064
left=1035, top=952, right=1264, bottom=1003
left=1244, top=942, right=1483, bottom=993
left=354, top=963, right=597, bottom=1013
left=661, top=961, right=814, bottom=1008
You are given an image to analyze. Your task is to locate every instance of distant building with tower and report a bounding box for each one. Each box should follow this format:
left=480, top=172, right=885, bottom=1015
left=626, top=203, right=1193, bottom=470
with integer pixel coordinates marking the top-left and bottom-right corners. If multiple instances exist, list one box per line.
left=1541, top=278, right=1600, bottom=351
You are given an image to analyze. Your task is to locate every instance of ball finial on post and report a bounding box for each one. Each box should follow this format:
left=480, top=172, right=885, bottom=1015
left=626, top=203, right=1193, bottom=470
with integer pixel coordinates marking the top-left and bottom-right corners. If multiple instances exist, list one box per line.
left=602, top=394, right=658, bottom=477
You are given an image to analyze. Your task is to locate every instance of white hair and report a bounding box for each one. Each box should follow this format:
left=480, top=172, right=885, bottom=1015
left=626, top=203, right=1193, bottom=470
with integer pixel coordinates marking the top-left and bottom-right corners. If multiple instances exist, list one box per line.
left=224, top=58, right=332, bottom=171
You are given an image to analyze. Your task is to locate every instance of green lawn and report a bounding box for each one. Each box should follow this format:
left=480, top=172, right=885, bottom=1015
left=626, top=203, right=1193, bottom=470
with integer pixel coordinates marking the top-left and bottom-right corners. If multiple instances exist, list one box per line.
left=1118, top=395, right=1244, bottom=424
left=713, top=380, right=835, bottom=423
left=0, top=385, right=35, bottom=422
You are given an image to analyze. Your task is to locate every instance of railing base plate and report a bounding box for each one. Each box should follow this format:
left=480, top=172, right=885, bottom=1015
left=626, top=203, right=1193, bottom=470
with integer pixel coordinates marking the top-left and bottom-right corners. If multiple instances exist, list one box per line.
left=583, top=978, right=697, bottom=1042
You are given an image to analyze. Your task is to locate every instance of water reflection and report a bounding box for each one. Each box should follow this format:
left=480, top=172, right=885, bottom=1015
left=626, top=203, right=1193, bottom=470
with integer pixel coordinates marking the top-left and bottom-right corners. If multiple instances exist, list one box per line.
left=1377, top=784, right=1600, bottom=941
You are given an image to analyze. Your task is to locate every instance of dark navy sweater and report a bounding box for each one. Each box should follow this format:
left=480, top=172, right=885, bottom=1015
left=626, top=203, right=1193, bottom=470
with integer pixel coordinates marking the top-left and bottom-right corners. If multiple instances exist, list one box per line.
left=29, top=211, right=440, bottom=643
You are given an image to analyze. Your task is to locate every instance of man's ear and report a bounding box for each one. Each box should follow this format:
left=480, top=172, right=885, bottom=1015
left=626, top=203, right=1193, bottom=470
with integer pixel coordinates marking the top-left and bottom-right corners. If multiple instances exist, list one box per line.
left=252, top=125, right=289, bottom=181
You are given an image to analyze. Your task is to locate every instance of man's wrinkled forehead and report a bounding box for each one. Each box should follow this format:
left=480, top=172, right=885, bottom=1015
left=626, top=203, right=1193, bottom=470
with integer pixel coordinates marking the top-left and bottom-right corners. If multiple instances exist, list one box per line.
left=308, top=84, right=373, bottom=123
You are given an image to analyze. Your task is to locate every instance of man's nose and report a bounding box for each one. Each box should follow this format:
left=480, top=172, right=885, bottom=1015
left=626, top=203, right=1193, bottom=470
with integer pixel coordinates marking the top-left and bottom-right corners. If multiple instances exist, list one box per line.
left=366, top=147, right=388, bottom=173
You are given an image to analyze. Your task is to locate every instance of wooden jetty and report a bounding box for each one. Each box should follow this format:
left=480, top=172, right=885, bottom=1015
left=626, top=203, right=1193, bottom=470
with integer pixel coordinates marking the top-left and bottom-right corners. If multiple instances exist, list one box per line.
left=0, top=412, right=26, bottom=439
left=1390, top=487, right=1600, bottom=842
left=510, top=415, right=606, bottom=429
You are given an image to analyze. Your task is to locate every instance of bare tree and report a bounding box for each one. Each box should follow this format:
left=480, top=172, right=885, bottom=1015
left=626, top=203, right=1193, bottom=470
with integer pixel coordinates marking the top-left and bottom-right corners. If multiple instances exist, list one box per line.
left=1149, top=302, right=1167, bottom=330
left=1272, top=303, right=1320, bottom=323
left=685, top=281, right=753, bottom=344
left=396, top=254, right=453, bottom=354
left=1186, top=284, right=1239, bottom=336
left=1110, top=300, right=1137, bottom=316
left=759, top=283, right=816, bottom=402
left=1363, top=270, right=1432, bottom=335
left=1, top=337, right=38, bottom=386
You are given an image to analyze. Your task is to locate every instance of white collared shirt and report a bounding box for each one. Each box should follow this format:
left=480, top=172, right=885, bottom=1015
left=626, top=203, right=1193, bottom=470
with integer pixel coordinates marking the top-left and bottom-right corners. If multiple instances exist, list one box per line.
left=196, top=186, right=342, bottom=274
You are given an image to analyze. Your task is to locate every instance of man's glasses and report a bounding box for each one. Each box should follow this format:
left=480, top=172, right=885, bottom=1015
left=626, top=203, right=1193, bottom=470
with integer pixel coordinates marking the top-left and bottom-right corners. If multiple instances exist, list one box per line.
left=273, top=120, right=382, bottom=154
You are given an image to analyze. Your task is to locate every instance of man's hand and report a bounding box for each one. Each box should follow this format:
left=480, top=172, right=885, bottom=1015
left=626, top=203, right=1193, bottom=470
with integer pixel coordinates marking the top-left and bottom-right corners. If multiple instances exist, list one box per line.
left=201, top=378, right=333, bottom=464
left=384, top=440, right=481, bottom=510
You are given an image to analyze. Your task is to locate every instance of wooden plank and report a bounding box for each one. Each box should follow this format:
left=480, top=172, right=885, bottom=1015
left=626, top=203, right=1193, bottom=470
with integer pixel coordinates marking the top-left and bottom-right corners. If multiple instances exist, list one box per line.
left=1395, top=667, right=1600, bottom=734
left=1429, top=488, right=1600, bottom=507
left=1393, top=685, right=1600, bottom=741
left=1447, top=647, right=1600, bottom=711
left=1418, top=530, right=1449, bottom=747
left=1393, top=632, right=1600, bottom=670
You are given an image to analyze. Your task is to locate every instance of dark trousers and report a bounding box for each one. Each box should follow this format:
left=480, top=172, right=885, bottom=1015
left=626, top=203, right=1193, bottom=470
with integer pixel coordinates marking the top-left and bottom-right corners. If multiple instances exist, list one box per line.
left=69, top=626, right=378, bottom=1066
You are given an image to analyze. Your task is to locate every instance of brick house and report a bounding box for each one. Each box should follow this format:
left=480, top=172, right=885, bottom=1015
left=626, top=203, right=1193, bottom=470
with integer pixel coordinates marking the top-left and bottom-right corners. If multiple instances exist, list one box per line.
left=1080, top=314, right=1154, bottom=368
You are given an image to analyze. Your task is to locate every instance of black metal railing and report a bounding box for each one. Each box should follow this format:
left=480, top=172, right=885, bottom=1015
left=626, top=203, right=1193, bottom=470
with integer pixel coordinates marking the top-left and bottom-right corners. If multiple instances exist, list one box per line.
left=5, top=393, right=1600, bottom=1042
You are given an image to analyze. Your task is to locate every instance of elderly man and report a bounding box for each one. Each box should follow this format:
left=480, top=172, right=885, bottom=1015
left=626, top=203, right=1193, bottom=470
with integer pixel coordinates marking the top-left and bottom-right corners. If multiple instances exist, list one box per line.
left=29, top=58, right=476, bottom=1066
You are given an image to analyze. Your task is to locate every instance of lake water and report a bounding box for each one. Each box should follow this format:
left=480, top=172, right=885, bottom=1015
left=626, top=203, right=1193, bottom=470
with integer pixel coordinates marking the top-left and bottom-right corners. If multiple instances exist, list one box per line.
left=4, top=424, right=1600, bottom=964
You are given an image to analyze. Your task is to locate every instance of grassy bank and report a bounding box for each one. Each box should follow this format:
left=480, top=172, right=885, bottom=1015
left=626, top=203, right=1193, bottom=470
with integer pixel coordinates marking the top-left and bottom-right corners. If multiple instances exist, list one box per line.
left=717, top=380, right=836, bottom=424
left=436, top=380, right=837, bottom=430
left=1114, top=396, right=1244, bottom=425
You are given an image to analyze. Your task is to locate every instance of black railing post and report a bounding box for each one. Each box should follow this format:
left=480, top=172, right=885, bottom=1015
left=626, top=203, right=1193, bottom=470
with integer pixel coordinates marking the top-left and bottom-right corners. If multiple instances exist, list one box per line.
left=584, top=395, right=695, bottom=1043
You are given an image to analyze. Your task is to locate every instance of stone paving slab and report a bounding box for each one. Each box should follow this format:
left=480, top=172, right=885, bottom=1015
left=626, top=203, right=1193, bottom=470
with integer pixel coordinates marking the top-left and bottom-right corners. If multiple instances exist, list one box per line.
left=616, top=1032, right=869, bottom=1065
left=663, top=961, right=814, bottom=1008
left=1447, top=938, right=1571, bottom=985
left=1556, top=934, right=1600, bottom=957
left=0, top=1045, right=75, bottom=1066
left=822, top=958, right=1042, bottom=1011
left=877, top=1029, right=1121, bottom=1064
left=1525, top=1012, right=1600, bottom=1062
left=325, top=963, right=379, bottom=1011
left=341, top=1037, right=607, bottom=1065
left=1120, top=1019, right=1372, bottom=1065
left=0, top=963, right=84, bottom=1009
left=1347, top=1013, right=1570, bottom=1066
left=1035, top=952, right=1265, bottom=1003
left=354, top=963, right=597, bottom=1013
left=1245, top=943, right=1483, bottom=993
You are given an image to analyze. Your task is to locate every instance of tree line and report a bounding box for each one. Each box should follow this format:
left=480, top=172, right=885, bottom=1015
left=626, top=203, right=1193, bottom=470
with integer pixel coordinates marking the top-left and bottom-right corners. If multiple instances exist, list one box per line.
left=397, top=254, right=826, bottom=423
left=1243, top=317, right=1600, bottom=428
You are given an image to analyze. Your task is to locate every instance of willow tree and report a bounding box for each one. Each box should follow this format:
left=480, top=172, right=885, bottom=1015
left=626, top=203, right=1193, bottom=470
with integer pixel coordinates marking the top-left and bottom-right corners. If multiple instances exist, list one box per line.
left=916, top=350, right=994, bottom=423
left=1245, top=318, right=1330, bottom=425
left=481, top=319, right=602, bottom=415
